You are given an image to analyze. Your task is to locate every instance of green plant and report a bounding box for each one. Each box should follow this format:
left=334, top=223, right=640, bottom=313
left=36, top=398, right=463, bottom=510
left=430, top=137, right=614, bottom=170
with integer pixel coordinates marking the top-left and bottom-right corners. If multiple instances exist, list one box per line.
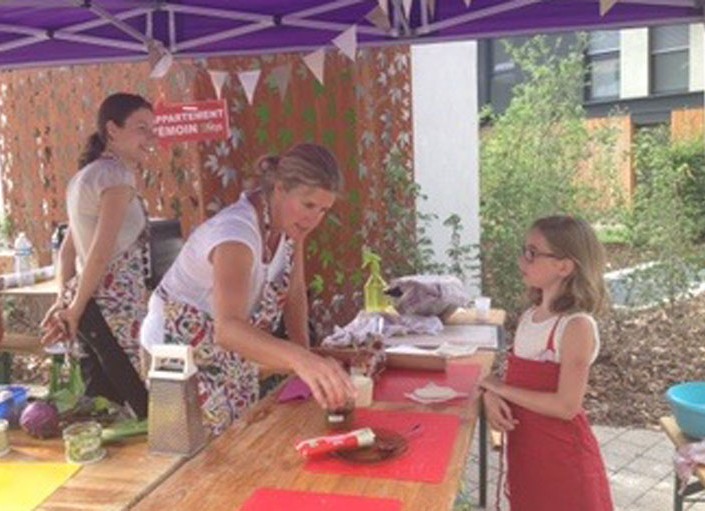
left=443, top=213, right=480, bottom=286
left=479, top=35, right=622, bottom=312
left=620, top=126, right=703, bottom=308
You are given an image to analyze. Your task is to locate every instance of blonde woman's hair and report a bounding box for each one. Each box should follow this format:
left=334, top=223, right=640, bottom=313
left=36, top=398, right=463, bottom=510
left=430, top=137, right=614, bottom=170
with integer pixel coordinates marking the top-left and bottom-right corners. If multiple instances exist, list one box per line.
left=527, top=215, right=609, bottom=315
left=256, top=143, right=343, bottom=195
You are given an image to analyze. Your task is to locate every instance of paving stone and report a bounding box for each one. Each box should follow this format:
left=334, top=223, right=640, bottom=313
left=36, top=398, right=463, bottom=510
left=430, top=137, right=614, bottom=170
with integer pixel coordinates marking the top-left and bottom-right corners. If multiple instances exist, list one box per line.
left=624, top=454, right=675, bottom=480
left=619, top=428, right=665, bottom=448
left=594, top=424, right=628, bottom=445
left=602, top=440, right=647, bottom=471
left=643, top=439, right=678, bottom=462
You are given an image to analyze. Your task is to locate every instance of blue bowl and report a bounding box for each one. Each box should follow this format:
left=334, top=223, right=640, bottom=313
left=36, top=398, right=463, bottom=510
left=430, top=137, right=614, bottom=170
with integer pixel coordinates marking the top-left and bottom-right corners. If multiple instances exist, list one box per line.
left=666, top=382, right=705, bottom=439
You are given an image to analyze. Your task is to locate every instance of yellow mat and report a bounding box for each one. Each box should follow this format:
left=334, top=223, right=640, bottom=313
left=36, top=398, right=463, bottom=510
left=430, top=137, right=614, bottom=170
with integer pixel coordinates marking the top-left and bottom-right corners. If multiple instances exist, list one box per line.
left=0, top=462, right=80, bottom=511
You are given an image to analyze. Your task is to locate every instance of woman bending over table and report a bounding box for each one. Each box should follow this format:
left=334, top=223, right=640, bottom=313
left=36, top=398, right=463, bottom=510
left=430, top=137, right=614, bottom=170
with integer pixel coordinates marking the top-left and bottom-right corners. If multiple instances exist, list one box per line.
left=140, top=143, right=355, bottom=436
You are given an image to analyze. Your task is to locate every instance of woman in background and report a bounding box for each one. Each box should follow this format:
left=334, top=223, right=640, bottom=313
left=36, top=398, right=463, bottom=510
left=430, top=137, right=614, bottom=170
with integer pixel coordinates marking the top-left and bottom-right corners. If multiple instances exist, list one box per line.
left=42, top=92, right=154, bottom=419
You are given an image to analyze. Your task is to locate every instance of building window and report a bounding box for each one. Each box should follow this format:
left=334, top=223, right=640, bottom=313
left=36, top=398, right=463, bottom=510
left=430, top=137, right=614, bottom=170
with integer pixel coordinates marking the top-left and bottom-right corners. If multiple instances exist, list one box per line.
left=586, top=30, right=620, bottom=101
left=651, top=25, right=689, bottom=94
left=488, top=38, right=526, bottom=112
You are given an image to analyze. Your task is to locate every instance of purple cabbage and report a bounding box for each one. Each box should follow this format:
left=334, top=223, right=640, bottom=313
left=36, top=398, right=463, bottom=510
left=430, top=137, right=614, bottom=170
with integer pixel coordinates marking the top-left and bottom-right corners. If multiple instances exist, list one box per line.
left=19, top=400, right=60, bottom=439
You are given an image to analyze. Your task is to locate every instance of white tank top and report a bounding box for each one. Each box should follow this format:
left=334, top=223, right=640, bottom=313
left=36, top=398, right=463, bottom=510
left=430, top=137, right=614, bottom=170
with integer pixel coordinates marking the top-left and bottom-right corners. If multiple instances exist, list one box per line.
left=513, top=308, right=601, bottom=364
left=158, top=192, right=287, bottom=317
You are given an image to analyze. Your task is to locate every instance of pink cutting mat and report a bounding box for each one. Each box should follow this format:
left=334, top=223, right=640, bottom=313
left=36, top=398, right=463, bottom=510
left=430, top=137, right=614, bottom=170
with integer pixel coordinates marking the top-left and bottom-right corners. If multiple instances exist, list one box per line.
left=240, top=488, right=402, bottom=511
left=305, top=408, right=461, bottom=483
left=374, top=362, right=481, bottom=402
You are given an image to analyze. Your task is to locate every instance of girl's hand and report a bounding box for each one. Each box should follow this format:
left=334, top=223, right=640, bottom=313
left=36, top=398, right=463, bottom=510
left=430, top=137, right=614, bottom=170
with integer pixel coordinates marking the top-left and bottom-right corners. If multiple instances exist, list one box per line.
left=292, top=351, right=356, bottom=411
left=479, top=374, right=505, bottom=394
left=483, top=391, right=518, bottom=432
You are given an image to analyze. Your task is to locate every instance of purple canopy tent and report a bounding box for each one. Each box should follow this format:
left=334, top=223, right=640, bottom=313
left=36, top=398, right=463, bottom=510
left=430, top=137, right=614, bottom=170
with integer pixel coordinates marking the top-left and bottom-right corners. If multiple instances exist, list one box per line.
left=0, top=0, right=700, bottom=70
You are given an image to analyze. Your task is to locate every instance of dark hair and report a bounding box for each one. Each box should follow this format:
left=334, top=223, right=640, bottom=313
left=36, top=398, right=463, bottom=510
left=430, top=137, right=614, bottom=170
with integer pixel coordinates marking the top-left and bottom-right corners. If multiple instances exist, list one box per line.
left=78, top=92, right=153, bottom=169
left=256, top=143, right=344, bottom=195
left=527, top=215, right=609, bottom=315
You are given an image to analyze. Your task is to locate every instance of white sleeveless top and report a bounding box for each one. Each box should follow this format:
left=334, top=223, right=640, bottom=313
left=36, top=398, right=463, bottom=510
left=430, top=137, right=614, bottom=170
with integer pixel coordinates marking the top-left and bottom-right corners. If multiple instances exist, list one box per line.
left=158, top=192, right=287, bottom=317
left=66, top=157, right=145, bottom=272
left=513, top=308, right=601, bottom=364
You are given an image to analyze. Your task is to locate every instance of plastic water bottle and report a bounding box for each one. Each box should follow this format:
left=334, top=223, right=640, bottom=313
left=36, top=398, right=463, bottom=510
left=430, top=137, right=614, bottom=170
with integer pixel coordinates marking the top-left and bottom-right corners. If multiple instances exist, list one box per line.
left=13, top=232, right=34, bottom=286
left=51, top=226, right=62, bottom=275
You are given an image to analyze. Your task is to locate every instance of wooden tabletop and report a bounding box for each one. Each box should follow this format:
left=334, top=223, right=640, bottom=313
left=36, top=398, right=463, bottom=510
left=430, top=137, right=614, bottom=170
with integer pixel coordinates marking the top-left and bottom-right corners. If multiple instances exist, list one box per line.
left=134, top=351, right=494, bottom=511
left=7, top=431, right=184, bottom=510
left=659, top=416, right=705, bottom=487
left=0, top=278, right=59, bottom=297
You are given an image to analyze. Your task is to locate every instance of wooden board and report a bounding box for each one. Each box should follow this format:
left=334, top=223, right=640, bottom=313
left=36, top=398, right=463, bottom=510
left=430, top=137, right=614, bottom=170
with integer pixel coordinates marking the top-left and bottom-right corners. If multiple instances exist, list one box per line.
left=6, top=431, right=184, bottom=510
left=443, top=307, right=506, bottom=327
left=133, top=352, right=494, bottom=511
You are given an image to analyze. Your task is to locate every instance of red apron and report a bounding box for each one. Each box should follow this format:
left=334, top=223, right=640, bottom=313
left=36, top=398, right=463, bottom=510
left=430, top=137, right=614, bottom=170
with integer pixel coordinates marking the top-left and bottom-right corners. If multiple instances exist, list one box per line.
left=504, top=318, right=613, bottom=511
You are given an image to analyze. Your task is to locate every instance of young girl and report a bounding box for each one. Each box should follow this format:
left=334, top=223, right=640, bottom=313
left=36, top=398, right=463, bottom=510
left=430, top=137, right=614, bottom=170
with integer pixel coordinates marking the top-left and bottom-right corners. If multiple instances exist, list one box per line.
left=480, top=215, right=614, bottom=511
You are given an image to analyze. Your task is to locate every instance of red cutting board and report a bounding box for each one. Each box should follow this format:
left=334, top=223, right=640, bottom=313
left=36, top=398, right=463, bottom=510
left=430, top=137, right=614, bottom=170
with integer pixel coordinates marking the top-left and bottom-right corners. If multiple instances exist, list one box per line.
left=240, top=488, right=402, bottom=511
left=374, top=362, right=481, bottom=402
left=305, top=408, right=460, bottom=483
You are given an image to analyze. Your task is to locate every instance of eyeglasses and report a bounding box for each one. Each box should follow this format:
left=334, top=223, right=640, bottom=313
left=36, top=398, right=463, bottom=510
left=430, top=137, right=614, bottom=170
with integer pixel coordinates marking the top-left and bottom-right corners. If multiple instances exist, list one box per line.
left=520, top=245, right=562, bottom=263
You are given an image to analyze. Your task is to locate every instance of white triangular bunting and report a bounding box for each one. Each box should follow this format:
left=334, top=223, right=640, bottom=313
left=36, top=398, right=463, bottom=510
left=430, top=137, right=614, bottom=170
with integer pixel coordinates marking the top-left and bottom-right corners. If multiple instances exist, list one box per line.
left=270, top=64, right=292, bottom=102
left=402, top=0, right=413, bottom=19
left=303, top=49, right=325, bottom=85
left=463, top=0, right=472, bottom=7
left=237, top=69, right=261, bottom=105
left=600, top=0, right=618, bottom=15
left=333, top=26, right=357, bottom=62
left=366, top=6, right=391, bottom=31
left=208, top=70, right=228, bottom=100
left=378, top=0, right=388, bottom=15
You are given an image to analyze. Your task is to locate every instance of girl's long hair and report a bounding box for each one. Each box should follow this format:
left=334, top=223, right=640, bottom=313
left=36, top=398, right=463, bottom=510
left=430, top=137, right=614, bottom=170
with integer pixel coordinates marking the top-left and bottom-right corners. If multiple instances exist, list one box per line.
left=528, top=215, right=609, bottom=315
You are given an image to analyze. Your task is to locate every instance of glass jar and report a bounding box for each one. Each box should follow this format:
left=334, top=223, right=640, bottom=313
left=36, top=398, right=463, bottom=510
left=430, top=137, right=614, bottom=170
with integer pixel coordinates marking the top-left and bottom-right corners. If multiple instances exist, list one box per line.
left=63, top=421, right=105, bottom=464
left=326, top=399, right=355, bottom=431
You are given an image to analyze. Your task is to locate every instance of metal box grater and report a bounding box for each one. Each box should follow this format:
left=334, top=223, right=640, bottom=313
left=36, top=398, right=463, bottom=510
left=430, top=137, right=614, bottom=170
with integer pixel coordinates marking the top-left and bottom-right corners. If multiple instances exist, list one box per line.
left=148, top=344, right=206, bottom=456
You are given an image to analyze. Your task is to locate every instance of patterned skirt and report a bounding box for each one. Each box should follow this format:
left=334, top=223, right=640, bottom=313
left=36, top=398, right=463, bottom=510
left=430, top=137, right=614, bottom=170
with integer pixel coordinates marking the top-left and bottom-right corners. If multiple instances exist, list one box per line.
left=160, top=291, right=260, bottom=437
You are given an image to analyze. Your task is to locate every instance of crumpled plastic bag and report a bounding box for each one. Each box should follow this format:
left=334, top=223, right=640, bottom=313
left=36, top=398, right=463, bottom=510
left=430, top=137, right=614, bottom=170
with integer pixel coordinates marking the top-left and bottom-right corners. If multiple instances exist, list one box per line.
left=319, top=312, right=443, bottom=378
left=321, top=311, right=443, bottom=348
left=386, top=275, right=471, bottom=317
left=674, top=439, right=705, bottom=492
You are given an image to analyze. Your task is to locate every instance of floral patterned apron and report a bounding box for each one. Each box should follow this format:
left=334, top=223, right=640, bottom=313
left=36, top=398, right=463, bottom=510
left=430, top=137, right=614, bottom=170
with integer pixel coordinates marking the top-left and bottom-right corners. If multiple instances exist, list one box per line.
left=159, top=238, right=294, bottom=437
left=504, top=318, right=614, bottom=511
left=61, top=207, right=150, bottom=375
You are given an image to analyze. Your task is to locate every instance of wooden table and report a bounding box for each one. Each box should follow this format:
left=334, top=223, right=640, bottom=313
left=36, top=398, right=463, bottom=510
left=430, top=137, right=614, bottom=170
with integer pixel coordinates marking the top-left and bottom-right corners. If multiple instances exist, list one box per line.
left=133, top=351, right=494, bottom=511
left=660, top=416, right=705, bottom=511
left=0, top=278, right=58, bottom=354
left=6, top=431, right=184, bottom=510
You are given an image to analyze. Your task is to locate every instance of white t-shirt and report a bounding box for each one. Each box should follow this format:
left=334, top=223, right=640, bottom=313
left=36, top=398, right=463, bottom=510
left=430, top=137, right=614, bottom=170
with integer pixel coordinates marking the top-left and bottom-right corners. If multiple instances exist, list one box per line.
left=158, top=192, right=288, bottom=317
left=66, top=156, right=146, bottom=272
left=513, top=308, right=601, bottom=364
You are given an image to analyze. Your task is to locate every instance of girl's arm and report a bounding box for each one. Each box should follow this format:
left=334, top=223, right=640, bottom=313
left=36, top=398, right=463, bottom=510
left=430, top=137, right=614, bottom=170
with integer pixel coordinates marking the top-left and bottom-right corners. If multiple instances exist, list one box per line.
left=480, top=316, right=595, bottom=421
left=211, top=242, right=354, bottom=410
left=282, top=241, right=310, bottom=348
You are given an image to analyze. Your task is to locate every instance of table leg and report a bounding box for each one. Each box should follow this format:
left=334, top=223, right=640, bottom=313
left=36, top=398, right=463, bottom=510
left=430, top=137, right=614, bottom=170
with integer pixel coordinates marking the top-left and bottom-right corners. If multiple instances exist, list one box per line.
left=479, top=402, right=488, bottom=508
left=674, top=472, right=683, bottom=511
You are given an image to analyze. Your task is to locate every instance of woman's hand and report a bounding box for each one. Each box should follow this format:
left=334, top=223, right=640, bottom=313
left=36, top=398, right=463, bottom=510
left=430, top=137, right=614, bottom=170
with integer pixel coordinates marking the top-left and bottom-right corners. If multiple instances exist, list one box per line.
left=292, top=351, right=356, bottom=411
left=483, top=390, right=518, bottom=432
left=40, top=300, right=84, bottom=345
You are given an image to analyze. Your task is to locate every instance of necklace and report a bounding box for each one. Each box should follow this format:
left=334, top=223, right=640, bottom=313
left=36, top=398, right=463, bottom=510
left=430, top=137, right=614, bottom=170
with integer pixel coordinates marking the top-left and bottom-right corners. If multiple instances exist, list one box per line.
left=261, top=194, right=273, bottom=263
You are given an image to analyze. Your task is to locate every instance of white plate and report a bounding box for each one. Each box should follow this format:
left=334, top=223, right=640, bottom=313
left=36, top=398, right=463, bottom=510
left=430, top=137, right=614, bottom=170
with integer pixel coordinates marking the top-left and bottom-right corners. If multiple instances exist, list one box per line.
left=412, top=382, right=458, bottom=401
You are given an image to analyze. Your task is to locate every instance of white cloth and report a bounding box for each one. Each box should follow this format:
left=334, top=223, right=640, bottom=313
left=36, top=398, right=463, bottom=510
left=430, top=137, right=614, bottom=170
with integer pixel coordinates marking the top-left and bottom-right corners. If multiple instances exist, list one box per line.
left=66, top=156, right=146, bottom=271
left=140, top=192, right=287, bottom=353
left=513, top=308, right=601, bottom=364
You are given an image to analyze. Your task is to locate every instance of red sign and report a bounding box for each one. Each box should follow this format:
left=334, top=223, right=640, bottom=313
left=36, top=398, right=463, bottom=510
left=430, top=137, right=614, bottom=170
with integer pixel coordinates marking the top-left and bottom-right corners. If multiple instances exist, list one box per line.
left=153, top=100, right=230, bottom=145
